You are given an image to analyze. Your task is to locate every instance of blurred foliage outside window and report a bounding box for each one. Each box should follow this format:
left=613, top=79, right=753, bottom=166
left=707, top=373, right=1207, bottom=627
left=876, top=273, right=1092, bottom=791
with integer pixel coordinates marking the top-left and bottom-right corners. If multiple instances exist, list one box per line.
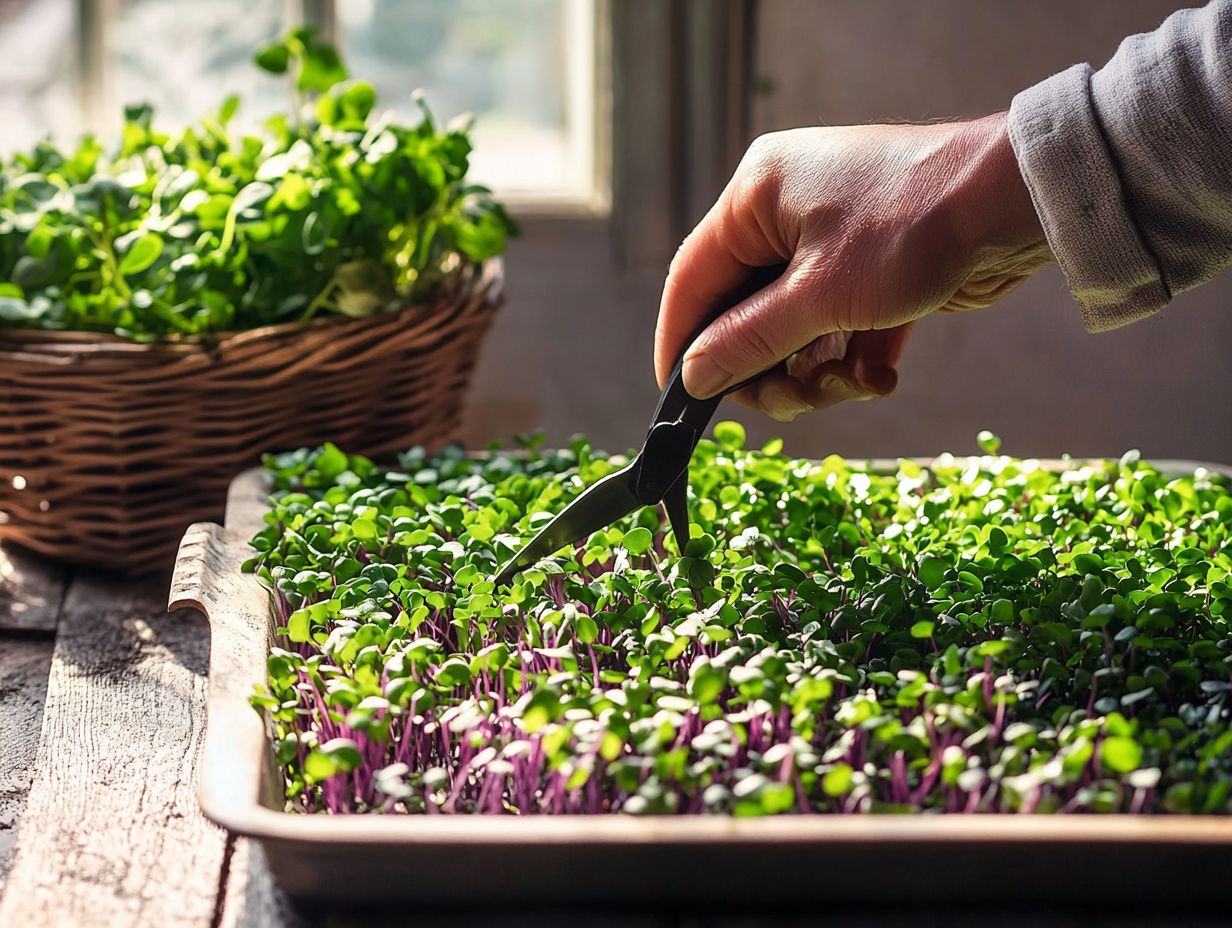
left=0, top=0, right=599, bottom=204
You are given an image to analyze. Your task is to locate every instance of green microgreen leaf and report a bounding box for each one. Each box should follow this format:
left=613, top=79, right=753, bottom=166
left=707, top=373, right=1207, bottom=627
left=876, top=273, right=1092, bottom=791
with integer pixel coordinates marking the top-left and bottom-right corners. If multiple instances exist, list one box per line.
left=246, top=435, right=1232, bottom=817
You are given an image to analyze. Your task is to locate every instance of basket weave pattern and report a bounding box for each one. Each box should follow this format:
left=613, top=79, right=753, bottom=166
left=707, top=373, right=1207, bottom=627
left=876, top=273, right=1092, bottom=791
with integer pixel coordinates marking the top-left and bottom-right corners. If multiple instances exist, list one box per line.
left=0, top=260, right=503, bottom=572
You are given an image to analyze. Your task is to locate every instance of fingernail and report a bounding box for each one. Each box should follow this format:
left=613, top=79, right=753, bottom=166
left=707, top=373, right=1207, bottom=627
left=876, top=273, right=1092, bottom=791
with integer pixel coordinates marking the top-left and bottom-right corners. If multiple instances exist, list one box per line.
left=818, top=373, right=859, bottom=398
left=814, top=373, right=866, bottom=410
left=682, top=352, right=730, bottom=398
left=762, top=389, right=814, bottom=423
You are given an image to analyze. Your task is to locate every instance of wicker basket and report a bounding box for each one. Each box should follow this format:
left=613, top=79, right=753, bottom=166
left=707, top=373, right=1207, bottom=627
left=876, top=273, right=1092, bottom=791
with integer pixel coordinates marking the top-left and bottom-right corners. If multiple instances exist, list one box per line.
left=0, top=260, right=503, bottom=573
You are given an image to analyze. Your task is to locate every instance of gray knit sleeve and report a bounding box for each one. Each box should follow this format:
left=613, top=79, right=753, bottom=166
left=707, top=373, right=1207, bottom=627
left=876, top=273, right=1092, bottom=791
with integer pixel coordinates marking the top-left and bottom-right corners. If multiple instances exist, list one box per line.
left=1007, top=1, right=1232, bottom=332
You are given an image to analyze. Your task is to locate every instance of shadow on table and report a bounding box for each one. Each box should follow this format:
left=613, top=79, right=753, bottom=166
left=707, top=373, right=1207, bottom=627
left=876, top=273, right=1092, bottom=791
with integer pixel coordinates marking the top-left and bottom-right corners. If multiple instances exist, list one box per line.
left=229, top=837, right=1229, bottom=928
left=269, top=900, right=1232, bottom=928
left=42, top=568, right=210, bottom=679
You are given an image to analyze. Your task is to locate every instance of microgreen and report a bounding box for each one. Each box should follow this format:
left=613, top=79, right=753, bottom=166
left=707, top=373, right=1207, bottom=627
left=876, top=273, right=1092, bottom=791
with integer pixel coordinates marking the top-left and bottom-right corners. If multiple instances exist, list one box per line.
left=0, top=29, right=513, bottom=339
left=246, top=430, right=1232, bottom=816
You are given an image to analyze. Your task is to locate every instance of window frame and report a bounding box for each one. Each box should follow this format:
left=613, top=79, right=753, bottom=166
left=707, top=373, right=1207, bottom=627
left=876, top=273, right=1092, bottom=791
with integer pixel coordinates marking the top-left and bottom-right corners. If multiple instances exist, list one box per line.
left=609, top=0, right=756, bottom=267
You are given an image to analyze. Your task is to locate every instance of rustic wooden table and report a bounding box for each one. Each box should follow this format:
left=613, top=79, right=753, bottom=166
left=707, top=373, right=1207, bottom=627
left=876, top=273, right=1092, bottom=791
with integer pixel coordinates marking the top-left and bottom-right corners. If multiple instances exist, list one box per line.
left=0, top=543, right=1228, bottom=928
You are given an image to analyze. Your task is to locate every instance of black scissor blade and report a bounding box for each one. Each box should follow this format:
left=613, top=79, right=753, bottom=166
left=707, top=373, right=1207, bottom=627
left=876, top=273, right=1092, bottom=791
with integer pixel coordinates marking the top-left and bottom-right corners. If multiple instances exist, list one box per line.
left=493, top=463, right=642, bottom=586
left=662, top=471, right=691, bottom=554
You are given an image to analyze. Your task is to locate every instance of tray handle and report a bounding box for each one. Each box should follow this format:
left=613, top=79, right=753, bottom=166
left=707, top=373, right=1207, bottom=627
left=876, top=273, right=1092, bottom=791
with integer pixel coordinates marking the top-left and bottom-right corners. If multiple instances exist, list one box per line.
left=169, top=521, right=281, bottom=830
left=169, top=521, right=229, bottom=615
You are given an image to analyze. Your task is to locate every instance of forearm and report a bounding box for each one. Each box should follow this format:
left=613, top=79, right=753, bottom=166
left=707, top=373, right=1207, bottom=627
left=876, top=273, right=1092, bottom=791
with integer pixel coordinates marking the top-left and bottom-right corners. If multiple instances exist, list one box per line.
left=1008, top=0, right=1232, bottom=331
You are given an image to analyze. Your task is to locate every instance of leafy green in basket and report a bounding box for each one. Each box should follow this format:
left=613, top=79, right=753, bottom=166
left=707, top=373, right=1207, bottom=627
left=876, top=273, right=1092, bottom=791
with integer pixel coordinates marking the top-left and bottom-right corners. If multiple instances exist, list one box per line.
left=0, top=28, right=513, bottom=340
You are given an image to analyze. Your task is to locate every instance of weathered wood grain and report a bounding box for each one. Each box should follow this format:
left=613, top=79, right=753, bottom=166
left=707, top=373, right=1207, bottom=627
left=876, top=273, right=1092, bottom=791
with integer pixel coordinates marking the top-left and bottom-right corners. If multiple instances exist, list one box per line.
left=0, top=573, right=226, bottom=927
left=218, top=839, right=305, bottom=928
left=0, top=637, right=54, bottom=890
left=0, top=546, right=65, bottom=633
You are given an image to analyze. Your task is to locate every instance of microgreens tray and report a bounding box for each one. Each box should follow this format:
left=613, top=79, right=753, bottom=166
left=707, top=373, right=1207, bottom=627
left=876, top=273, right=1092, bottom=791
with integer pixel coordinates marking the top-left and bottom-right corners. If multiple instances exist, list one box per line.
left=171, top=447, right=1232, bottom=905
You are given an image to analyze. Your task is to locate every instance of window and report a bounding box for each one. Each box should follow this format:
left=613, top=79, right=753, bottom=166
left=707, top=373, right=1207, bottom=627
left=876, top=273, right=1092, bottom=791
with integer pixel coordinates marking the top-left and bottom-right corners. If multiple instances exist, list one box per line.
left=0, top=0, right=79, bottom=154
left=0, top=0, right=605, bottom=210
left=107, top=0, right=286, bottom=133
left=340, top=0, right=602, bottom=208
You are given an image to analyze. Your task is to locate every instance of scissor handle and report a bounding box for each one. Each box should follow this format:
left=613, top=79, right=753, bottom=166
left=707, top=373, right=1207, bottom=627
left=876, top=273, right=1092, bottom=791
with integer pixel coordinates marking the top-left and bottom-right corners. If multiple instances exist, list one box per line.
left=635, top=265, right=786, bottom=503
left=647, top=263, right=787, bottom=432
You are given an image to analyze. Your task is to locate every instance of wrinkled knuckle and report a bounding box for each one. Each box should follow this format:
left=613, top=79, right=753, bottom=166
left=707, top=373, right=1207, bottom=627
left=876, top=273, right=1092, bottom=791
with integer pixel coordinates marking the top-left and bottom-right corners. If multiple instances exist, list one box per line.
left=780, top=264, right=830, bottom=318
left=737, top=133, right=787, bottom=192
left=756, top=129, right=796, bottom=156
left=786, top=260, right=862, bottom=334
left=744, top=131, right=780, bottom=163
left=787, top=258, right=830, bottom=296
left=714, top=316, right=782, bottom=372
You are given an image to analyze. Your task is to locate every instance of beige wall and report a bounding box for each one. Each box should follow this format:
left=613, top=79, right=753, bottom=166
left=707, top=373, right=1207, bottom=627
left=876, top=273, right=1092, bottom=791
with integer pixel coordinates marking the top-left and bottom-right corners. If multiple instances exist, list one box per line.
left=465, top=1, right=1232, bottom=465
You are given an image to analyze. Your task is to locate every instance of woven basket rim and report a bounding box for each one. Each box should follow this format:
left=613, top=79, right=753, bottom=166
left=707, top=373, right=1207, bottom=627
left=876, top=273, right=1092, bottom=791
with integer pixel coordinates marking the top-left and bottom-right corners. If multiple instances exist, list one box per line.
left=0, top=259, right=499, bottom=358
left=0, top=255, right=505, bottom=572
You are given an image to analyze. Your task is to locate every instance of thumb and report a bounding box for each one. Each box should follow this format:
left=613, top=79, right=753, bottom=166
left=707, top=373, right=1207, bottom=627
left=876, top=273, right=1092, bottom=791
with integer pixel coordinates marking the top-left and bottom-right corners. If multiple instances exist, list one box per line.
left=681, top=263, right=841, bottom=398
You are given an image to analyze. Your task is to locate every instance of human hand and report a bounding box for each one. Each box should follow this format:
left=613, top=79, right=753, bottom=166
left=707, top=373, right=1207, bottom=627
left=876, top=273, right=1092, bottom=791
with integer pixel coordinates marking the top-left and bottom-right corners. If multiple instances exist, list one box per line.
left=654, top=112, right=1051, bottom=421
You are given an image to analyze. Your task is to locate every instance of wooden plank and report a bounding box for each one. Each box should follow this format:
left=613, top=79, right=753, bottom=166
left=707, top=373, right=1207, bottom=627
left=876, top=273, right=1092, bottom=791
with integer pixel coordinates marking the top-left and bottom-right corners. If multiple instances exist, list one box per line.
left=0, top=637, right=54, bottom=890
left=0, top=573, right=227, bottom=927
left=218, top=839, right=305, bottom=928
left=0, top=546, right=66, bottom=633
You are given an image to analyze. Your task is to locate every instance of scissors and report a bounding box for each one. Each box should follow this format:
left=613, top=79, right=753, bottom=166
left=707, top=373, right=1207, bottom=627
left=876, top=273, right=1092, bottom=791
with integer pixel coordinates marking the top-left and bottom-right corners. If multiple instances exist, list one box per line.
left=493, top=266, right=785, bottom=586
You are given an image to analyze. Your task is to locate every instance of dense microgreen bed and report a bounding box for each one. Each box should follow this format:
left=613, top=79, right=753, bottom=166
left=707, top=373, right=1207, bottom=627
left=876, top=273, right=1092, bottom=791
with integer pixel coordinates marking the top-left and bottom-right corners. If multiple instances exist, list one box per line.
left=246, top=428, right=1232, bottom=816
left=0, top=28, right=512, bottom=339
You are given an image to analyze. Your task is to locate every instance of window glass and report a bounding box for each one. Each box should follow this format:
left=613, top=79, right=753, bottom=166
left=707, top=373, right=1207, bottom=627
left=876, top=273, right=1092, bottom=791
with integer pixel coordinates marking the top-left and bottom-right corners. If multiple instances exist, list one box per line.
left=107, top=0, right=285, bottom=134
left=0, top=0, right=599, bottom=204
left=340, top=0, right=597, bottom=200
left=0, top=0, right=79, bottom=154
